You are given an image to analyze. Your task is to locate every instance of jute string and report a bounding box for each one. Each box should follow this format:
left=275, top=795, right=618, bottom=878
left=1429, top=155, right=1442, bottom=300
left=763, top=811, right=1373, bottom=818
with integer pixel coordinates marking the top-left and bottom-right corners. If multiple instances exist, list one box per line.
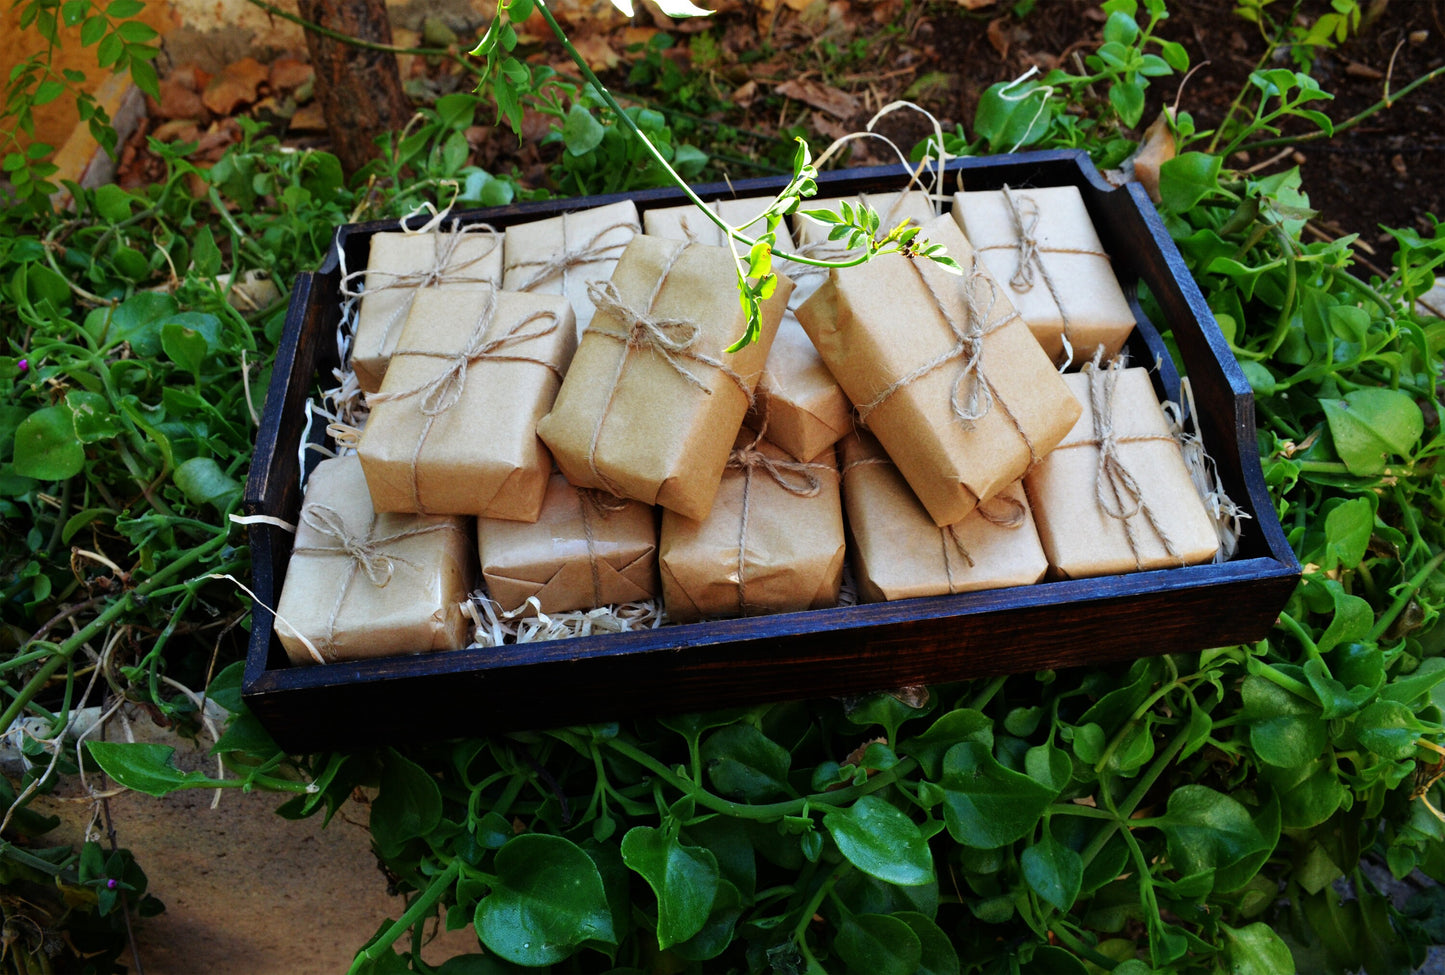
left=854, top=254, right=1038, bottom=463
left=576, top=487, right=629, bottom=608
left=976, top=184, right=1115, bottom=368
left=1050, top=356, right=1182, bottom=569
left=508, top=214, right=636, bottom=293
left=340, top=222, right=501, bottom=357
left=842, top=454, right=1024, bottom=592
left=291, top=502, right=465, bottom=659
left=729, top=426, right=837, bottom=615
left=367, top=289, right=564, bottom=512
left=582, top=241, right=754, bottom=497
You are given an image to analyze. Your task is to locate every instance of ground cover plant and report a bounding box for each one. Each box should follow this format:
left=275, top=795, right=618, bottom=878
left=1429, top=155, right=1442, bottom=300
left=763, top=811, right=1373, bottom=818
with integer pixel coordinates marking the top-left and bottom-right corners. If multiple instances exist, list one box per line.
left=2, top=0, right=1445, bottom=971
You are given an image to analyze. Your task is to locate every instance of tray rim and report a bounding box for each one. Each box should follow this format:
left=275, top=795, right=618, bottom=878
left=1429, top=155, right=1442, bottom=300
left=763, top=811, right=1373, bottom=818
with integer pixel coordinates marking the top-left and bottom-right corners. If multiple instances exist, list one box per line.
left=240, top=148, right=1301, bottom=749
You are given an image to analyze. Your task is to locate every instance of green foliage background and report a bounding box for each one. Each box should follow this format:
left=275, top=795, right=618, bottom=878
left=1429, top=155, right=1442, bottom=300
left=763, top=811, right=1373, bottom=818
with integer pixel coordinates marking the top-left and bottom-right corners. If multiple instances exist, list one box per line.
left=4, top=0, right=1445, bottom=972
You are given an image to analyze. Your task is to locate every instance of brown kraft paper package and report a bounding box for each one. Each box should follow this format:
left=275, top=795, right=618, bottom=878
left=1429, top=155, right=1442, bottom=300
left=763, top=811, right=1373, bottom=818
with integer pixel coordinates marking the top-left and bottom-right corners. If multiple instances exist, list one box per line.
left=477, top=472, right=658, bottom=614
left=1023, top=362, right=1220, bottom=578
left=796, top=213, right=1081, bottom=527
left=358, top=287, right=576, bottom=521
left=273, top=455, right=472, bottom=665
left=660, top=430, right=844, bottom=623
left=537, top=235, right=792, bottom=522
left=840, top=431, right=1047, bottom=602
left=347, top=226, right=504, bottom=393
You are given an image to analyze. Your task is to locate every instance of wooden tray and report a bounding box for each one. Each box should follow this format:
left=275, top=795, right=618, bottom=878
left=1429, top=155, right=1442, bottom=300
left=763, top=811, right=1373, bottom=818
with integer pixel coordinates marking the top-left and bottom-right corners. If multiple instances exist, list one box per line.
left=241, top=150, right=1300, bottom=752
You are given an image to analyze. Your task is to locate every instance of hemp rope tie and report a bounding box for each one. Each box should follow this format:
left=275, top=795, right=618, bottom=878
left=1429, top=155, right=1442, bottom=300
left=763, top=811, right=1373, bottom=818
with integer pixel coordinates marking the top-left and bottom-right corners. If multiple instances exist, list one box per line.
left=292, top=502, right=464, bottom=660
left=978, top=185, right=1115, bottom=368
left=1051, top=359, right=1183, bottom=569
left=340, top=223, right=502, bottom=356
left=855, top=254, right=1039, bottom=463
left=508, top=215, right=637, bottom=293
left=842, top=455, right=1024, bottom=591
left=368, top=289, right=564, bottom=513
left=728, top=428, right=836, bottom=615
left=582, top=241, right=755, bottom=498
left=576, top=487, right=629, bottom=608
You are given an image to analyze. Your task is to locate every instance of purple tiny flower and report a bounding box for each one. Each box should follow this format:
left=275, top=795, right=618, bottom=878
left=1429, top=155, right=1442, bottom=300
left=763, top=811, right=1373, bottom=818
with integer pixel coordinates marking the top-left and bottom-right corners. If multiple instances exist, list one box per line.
left=105, top=878, right=119, bottom=889
left=16, top=359, right=26, bottom=372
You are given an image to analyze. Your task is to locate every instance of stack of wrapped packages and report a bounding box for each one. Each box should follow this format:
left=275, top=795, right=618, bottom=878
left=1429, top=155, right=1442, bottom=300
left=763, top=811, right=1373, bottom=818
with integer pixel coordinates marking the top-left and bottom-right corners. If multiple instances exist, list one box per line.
left=273, top=184, right=1223, bottom=666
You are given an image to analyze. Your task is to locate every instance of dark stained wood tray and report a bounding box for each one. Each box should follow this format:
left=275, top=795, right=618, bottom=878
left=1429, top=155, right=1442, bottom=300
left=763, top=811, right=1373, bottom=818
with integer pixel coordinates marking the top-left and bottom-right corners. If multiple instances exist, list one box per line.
left=241, top=150, right=1300, bottom=752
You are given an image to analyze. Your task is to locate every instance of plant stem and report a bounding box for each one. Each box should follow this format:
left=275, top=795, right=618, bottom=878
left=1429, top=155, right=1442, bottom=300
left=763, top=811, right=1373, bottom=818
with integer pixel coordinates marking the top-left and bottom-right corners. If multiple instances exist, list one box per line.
left=1369, top=551, right=1445, bottom=642
left=1236, top=64, right=1445, bottom=155
left=346, top=860, right=461, bottom=975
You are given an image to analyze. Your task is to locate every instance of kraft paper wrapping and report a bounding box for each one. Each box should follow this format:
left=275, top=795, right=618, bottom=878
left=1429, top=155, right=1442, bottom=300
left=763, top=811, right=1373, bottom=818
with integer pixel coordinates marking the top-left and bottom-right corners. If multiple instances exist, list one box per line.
left=349, top=228, right=504, bottom=393
left=953, top=185, right=1136, bottom=367
left=660, top=431, right=844, bottom=623
left=1022, top=364, right=1219, bottom=578
left=273, top=455, right=472, bottom=665
left=796, top=213, right=1081, bottom=527
left=477, top=473, right=658, bottom=614
left=501, top=199, right=640, bottom=338
left=840, top=431, right=1046, bottom=602
left=643, top=199, right=850, bottom=462
left=358, top=288, right=577, bottom=520
left=536, top=235, right=792, bottom=522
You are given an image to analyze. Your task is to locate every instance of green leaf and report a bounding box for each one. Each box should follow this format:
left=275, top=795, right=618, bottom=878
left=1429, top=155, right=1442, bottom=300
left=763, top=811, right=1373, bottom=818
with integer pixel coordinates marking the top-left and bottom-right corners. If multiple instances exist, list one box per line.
left=1241, top=675, right=1326, bottom=767
left=619, top=826, right=718, bottom=949
left=901, top=708, right=991, bottom=778
left=161, top=322, right=210, bottom=376
left=939, top=741, right=1058, bottom=848
left=1158, top=152, right=1223, bottom=213
left=192, top=224, right=221, bottom=277
left=33, top=78, right=65, bottom=106
left=701, top=724, right=794, bottom=801
left=86, top=742, right=211, bottom=796
left=173, top=457, right=241, bottom=511
left=93, top=182, right=133, bottom=222
left=895, top=912, right=960, bottom=975
left=833, top=913, right=922, bottom=975
left=1355, top=700, right=1420, bottom=760
left=474, top=834, right=617, bottom=966
left=823, top=795, right=935, bottom=887
left=65, top=390, right=120, bottom=444
left=1157, top=786, right=1273, bottom=892
left=370, top=750, right=442, bottom=856
left=12, top=406, right=84, bottom=481
left=1109, top=80, right=1146, bottom=127
left=1321, top=388, right=1423, bottom=475
left=562, top=104, right=606, bottom=157
left=1021, top=828, right=1083, bottom=911
left=1320, top=497, right=1373, bottom=570
left=671, top=878, right=742, bottom=962
left=90, top=291, right=176, bottom=355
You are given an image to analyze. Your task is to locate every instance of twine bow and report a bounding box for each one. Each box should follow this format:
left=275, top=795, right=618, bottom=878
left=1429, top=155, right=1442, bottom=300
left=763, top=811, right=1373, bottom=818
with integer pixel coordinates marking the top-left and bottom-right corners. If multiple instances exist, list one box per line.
left=729, top=426, right=836, bottom=615
left=508, top=215, right=636, bottom=293
left=581, top=241, right=753, bottom=497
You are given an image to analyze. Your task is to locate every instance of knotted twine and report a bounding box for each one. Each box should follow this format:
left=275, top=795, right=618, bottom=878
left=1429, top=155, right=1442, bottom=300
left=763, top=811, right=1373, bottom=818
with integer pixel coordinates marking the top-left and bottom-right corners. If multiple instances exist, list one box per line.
left=575, top=487, right=630, bottom=609
left=340, top=221, right=502, bottom=361
left=854, top=253, right=1039, bottom=464
left=507, top=213, right=636, bottom=294
left=366, top=288, right=564, bottom=512
left=581, top=241, right=754, bottom=498
left=1049, top=355, right=1182, bottom=569
left=728, top=427, right=837, bottom=615
left=842, top=454, right=1026, bottom=594
left=975, top=184, right=1116, bottom=369
left=291, top=502, right=465, bottom=661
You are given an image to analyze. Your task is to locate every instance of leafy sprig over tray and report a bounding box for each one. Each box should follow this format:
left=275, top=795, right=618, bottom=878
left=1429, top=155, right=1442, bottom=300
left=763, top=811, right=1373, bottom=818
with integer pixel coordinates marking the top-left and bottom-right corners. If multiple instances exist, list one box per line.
left=4, top=0, right=1444, bottom=971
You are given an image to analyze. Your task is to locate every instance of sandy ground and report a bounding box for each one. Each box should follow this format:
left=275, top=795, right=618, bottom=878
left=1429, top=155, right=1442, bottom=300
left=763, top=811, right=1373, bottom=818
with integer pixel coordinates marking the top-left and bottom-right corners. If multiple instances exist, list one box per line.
left=32, top=713, right=475, bottom=974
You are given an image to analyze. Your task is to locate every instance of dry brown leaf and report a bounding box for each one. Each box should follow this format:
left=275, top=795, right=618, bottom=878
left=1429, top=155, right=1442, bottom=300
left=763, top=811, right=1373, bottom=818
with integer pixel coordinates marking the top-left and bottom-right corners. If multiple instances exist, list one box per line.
left=1346, top=59, right=1384, bottom=79
left=202, top=57, right=269, bottom=116
left=775, top=78, right=860, bottom=119
left=732, top=79, right=759, bottom=108
left=1130, top=110, right=1177, bottom=203
left=155, top=76, right=207, bottom=121
left=620, top=26, right=660, bottom=46
left=269, top=56, right=314, bottom=91
left=150, top=119, right=201, bottom=143
left=954, top=0, right=997, bottom=8
left=288, top=102, right=328, bottom=133
left=987, top=16, right=1011, bottom=58
left=810, top=110, right=850, bottom=141
left=571, top=34, right=622, bottom=70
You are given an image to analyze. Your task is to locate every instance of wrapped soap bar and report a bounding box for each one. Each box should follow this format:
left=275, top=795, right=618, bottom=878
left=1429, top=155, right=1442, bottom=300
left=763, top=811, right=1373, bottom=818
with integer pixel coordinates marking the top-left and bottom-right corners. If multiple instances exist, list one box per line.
left=840, top=431, right=1046, bottom=602
left=537, top=235, right=792, bottom=521
left=660, top=430, right=843, bottom=623
left=346, top=226, right=504, bottom=393
left=953, top=184, right=1135, bottom=366
left=502, top=200, right=640, bottom=337
left=797, top=213, right=1081, bottom=527
left=1022, top=362, right=1220, bottom=578
left=273, top=455, right=472, bottom=665
left=477, top=473, right=658, bottom=614
left=358, top=288, right=576, bottom=520
left=643, top=199, right=851, bottom=462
